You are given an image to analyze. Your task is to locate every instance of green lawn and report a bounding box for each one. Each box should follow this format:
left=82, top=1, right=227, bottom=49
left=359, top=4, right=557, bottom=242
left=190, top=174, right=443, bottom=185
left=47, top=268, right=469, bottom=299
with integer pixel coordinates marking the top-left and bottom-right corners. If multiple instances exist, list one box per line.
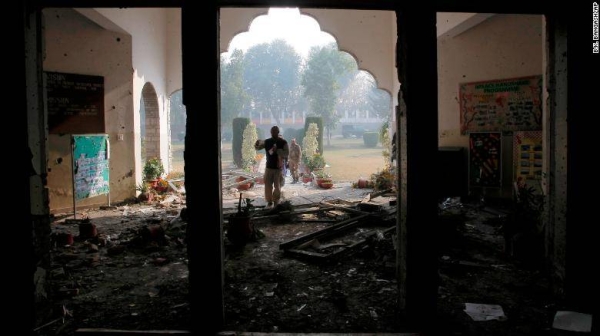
left=170, top=137, right=387, bottom=183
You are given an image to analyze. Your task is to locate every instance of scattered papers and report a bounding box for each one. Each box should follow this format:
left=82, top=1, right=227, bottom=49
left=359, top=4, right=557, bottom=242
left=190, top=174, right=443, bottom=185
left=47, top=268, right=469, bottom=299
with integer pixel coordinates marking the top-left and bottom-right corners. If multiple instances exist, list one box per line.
left=464, top=303, right=506, bottom=321
left=552, top=311, right=592, bottom=332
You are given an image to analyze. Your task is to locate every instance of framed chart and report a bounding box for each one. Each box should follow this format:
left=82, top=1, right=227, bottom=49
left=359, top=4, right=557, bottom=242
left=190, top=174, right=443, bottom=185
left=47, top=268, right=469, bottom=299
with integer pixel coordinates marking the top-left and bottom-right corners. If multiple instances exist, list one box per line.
left=469, top=132, right=502, bottom=188
left=460, top=76, right=543, bottom=134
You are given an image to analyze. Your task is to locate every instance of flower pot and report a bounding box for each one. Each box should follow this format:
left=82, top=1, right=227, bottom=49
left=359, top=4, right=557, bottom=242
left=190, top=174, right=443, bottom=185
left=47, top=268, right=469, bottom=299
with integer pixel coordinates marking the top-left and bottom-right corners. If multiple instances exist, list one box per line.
left=149, top=179, right=159, bottom=188
left=302, top=176, right=313, bottom=183
left=317, top=178, right=332, bottom=187
left=235, top=176, right=254, bottom=191
left=138, top=192, right=154, bottom=202
left=227, top=216, right=254, bottom=245
left=320, top=182, right=334, bottom=189
left=237, top=182, right=253, bottom=191
left=357, top=178, right=370, bottom=188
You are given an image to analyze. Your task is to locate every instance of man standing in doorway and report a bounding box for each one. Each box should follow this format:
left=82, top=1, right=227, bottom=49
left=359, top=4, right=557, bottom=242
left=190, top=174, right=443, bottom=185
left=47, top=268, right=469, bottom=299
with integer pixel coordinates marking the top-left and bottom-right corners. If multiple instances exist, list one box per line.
left=255, top=126, right=289, bottom=208
left=288, top=138, right=302, bottom=183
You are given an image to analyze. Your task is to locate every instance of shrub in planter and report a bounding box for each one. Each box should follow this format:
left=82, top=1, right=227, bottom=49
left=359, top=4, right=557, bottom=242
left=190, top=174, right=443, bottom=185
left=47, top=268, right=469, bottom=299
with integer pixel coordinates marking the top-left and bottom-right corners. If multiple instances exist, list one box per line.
left=363, top=132, right=379, bottom=148
left=143, top=158, right=164, bottom=181
left=304, top=117, right=323, bottom=155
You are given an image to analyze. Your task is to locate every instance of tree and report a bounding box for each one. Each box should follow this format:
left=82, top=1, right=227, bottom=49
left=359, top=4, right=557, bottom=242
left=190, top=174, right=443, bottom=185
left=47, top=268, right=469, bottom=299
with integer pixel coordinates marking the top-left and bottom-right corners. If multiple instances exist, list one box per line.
left=367, top=78, right=392, bottom=122
left=221, top=49, right=250, bottom=129
left=336, top=71, right=392, bottom=123
left=243, top=39, right=302, bottom=125
left=301, top=43, right=354, bottom=145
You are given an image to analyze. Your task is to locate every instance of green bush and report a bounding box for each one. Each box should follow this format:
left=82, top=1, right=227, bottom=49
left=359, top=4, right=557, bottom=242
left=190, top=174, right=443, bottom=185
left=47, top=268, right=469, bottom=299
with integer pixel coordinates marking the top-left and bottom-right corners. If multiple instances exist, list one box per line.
left=363, top=132, right=379, bottom=148
left=232, top=117, right=250, bottom=168
left=143, top=157, right=164, bottom=180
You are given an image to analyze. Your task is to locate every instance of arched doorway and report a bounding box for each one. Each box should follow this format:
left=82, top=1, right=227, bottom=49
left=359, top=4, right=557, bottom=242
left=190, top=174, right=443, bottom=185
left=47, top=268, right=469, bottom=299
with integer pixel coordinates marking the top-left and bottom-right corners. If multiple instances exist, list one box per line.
left=140, top=82, right=161, bottom=162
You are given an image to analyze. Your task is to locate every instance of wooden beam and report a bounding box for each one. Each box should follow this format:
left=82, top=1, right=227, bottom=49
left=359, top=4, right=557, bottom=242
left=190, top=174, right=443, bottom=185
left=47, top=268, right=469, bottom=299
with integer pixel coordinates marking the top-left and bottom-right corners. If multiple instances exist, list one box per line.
left=76, top=329, right=191, bottom=335
left=279, top=214, right=370, bottom=250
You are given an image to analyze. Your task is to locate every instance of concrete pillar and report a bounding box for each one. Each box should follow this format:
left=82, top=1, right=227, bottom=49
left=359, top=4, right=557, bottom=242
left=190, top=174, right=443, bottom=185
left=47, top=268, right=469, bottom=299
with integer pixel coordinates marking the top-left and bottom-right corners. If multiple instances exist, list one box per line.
left=25, top=6, right=53, bottom=330
left=395, top=8, right=439, bottom=331
left=182, top=3, right=224, bottom=334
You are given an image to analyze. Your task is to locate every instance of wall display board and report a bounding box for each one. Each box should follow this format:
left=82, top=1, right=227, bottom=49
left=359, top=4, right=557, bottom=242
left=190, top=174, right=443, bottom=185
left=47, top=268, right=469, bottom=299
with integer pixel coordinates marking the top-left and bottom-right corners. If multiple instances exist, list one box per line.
left=45, top=71, right=105, bottom=134
left=71, top=135, right=110, bottom=217
left=460, top=75, right=543, bottom=134
left=469, top=132, right=502, bottom=188
left=514, top=131, right=543, bottom=182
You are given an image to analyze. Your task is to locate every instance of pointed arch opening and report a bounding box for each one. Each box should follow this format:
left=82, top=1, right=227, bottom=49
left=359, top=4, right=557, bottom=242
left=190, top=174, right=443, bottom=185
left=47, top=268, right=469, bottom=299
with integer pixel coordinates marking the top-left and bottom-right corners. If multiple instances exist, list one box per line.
left=140, top=82, right=161, bottom=162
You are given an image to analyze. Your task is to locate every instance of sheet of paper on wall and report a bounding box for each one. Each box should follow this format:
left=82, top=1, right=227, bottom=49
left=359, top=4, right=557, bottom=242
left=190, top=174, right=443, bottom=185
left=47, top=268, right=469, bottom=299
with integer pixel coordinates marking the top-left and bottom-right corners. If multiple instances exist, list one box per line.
left=464, top=303, right=506, bottom=321
left=552, top=311, right=592, bottom=332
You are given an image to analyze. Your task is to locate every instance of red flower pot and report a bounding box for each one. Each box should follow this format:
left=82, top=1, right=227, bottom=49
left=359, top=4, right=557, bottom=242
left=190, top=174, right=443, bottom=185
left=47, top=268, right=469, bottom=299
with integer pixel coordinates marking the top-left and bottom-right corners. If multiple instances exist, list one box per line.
left=320, top=182, right=334, bottom=189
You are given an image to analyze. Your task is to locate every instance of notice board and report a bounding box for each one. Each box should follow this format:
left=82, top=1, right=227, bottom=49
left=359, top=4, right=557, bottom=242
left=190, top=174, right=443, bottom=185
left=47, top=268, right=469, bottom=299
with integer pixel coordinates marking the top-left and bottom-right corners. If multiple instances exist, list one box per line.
left=72, top=135, right=110, bottom=200
left=469, top=132, right=502, bottom=188
left=460, top=75, right=543, bottom=134
left=45, top=71, right=105, bottom=134
left=514, top=131, right=543, bottom=182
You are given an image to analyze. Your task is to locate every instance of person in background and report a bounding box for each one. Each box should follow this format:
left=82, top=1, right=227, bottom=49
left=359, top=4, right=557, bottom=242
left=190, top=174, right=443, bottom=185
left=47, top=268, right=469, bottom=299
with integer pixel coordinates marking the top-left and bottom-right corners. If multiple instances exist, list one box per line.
left=279, top=134, right=288, bottom=186
left=255, top=126, right=289, bottom=208
left=288, top=138, right=302, bottom=184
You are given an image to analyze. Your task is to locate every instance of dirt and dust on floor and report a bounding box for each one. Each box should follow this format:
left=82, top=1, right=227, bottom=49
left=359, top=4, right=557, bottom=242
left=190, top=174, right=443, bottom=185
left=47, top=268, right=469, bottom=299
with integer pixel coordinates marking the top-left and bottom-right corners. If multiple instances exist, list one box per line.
left=38, top=178, right=591, bottom=335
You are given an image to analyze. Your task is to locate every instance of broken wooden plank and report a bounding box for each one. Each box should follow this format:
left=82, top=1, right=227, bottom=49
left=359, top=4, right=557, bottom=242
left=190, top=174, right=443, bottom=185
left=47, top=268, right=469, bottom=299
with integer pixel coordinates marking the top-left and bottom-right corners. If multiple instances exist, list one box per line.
left=296, top=218, right=339, bottom=223
left=357, top=202, right=384, bottom=212
left=279, top=214, right=370, bottom=250
left=320, top=202, right=372, bottom=216
left=285, top=248, right=330, bottom=259
left=363, top=188, right=393, bottom=202
left=76, top=329, right=191, bottom=335
left=285, top=224, right=396, bottom=262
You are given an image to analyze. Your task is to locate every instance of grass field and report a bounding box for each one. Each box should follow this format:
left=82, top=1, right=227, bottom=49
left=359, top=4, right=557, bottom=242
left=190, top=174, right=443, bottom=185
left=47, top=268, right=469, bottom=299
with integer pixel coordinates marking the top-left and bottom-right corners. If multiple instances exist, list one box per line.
left=170, top=137, right=387, bottom=183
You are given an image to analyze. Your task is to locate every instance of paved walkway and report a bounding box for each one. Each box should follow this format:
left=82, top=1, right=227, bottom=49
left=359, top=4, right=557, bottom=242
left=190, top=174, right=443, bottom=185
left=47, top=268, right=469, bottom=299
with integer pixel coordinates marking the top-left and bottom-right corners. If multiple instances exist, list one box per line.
left=222, top=173, right=373, bottom=209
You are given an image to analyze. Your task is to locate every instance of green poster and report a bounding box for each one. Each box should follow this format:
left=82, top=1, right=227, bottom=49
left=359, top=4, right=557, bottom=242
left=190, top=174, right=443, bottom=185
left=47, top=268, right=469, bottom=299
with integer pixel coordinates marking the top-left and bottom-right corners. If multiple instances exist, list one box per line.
left=72, top=135, right=110, bottom=200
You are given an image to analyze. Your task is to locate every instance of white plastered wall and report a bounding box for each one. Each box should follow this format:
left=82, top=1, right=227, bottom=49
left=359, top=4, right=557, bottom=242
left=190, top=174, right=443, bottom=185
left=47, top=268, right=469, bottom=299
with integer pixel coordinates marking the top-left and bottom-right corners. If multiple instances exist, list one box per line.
left=43, top=8, right=134, bottom=212
left=45, top=7, right=179, bottom=211
left=437, top=13, right=543, bottom=148
left=93, top=8, right=171, bottom=179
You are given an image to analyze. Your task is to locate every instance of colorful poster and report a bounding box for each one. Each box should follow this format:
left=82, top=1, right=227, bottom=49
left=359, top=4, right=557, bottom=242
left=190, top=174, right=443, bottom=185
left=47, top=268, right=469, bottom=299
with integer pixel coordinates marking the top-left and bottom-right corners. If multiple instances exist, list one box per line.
left=72, top=135, right=110, bottom=200
left=460, top=75, right=543, bottom=134
left=514, top=131, right=543, bottom=182
left=469, top=132, right=502, bottom=188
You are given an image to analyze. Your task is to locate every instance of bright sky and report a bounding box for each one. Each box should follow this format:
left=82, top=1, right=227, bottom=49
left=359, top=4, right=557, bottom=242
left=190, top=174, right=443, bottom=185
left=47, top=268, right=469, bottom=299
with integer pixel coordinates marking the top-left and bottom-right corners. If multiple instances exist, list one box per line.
left=225, top=8, right=336, bottom=59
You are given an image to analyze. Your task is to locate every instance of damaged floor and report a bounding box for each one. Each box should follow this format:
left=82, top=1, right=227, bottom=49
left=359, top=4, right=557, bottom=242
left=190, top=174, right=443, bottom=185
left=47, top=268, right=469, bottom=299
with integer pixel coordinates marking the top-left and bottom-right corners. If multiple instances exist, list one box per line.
left=39, top=181, right=577, bottom=335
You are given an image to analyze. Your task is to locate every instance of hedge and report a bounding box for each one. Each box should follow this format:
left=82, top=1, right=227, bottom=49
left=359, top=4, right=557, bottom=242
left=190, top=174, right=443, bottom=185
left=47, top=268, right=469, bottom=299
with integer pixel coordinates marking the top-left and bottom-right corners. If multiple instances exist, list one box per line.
left=232, top=117, right=250, bottom=168
left=363, top=131, right=379, bottom=148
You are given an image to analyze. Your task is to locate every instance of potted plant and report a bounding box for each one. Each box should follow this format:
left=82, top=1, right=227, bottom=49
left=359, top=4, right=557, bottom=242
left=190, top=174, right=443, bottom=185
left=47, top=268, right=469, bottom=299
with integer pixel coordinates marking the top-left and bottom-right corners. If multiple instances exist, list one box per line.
left=305, top=153, right=326, bottom=174
left=319, top=180, right=334, bottom=189
left=136, top=182, right=155, bottom=202
left=227, top=194, right=256, bottom=245
left=235, top=176, right=254, bottom=191
left=154, top=177, right=169, bottom=194
left=313, top=170, right=331, bottom=187
left=143, top=157, right=165, bottom=183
